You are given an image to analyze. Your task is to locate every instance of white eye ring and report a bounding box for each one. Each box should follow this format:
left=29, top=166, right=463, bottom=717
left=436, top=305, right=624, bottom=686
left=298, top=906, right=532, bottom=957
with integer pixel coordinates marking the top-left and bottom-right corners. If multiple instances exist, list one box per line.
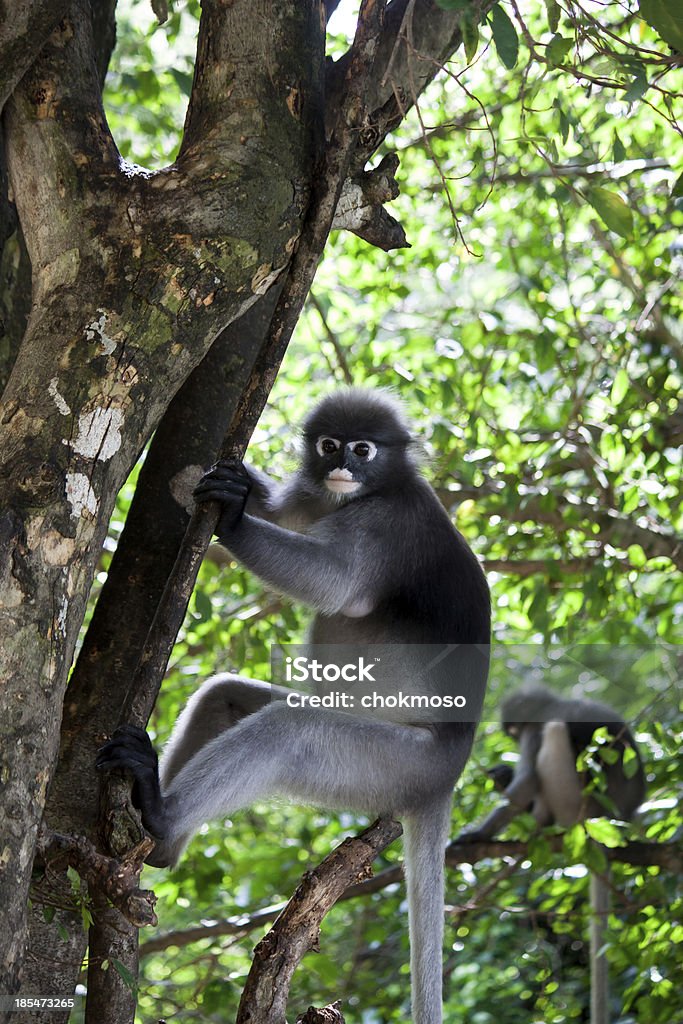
left=349, top=440, right=377, bottom=460
left=316, top=436, right=341, bottom=456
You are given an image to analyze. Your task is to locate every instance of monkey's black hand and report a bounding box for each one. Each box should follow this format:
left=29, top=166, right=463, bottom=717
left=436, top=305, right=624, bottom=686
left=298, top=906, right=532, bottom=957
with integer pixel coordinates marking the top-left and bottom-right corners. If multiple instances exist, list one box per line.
left=96, top=725, right=167, bottom=840
left=193, top=459, right=252, bottom=535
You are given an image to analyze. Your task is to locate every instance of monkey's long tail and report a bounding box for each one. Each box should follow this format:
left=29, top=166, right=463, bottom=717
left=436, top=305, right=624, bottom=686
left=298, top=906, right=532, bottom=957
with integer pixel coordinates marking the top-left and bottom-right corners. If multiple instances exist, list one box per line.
left=402, top=796, right=452, bottom=1024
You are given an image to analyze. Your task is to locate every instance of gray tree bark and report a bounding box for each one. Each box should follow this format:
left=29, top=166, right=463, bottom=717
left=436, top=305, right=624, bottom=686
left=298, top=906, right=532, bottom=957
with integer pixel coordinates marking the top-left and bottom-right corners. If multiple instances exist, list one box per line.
left=0, top=0, right=322, bottom=1001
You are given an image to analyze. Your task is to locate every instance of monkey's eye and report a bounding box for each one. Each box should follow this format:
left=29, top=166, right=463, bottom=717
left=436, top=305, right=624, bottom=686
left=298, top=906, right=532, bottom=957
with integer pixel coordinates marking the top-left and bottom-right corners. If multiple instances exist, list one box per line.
left=350, top=440, right=377, bottom=460
left=316, top=437, right=340, bottom=456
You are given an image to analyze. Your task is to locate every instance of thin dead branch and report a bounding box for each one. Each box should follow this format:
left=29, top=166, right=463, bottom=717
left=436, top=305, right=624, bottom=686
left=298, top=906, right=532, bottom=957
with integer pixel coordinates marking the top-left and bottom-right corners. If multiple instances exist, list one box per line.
left=36, top=829, right=157, bottom=928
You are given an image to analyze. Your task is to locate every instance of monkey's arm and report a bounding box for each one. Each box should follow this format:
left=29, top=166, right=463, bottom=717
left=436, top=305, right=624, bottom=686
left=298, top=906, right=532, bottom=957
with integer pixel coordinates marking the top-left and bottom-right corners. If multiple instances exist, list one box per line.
left=242, top=461, right=278, bottom=520
left=459, top=727, right=542, bottom=841
left=223, top=514, right=369, bottom=614
left=194, top=463, right=375, bottom=613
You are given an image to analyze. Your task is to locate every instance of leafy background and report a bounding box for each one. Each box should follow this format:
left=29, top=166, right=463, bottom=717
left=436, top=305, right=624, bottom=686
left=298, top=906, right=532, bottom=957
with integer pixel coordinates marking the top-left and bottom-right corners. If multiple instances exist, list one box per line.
left=92, top=0, right=683, bottom=1020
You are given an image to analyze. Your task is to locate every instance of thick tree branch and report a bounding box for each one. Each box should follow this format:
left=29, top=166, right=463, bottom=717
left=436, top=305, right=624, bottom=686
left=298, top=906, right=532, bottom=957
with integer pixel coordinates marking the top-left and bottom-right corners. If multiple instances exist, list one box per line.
left=235, top=818, right=402, bottom=1024
left=4, top=0, right=119, bottom=266
left=119, top=0, right=390, bottom=730
left=327, top=0, right=497, bottom=165
left=445, top=837, right=683, bottom=873
left=331, top=152, right=409, bottom=250
left=2, top=0, right=322, bottom=1006
left=0, top=0, right=70, bottom=109
left=297, top=1004, right=346, bottom=1024
left=35, top=830, right=157, bottom=928
left=482, top=557, right=647, bottom=577
left=70, top=293, right=280, bottom=1023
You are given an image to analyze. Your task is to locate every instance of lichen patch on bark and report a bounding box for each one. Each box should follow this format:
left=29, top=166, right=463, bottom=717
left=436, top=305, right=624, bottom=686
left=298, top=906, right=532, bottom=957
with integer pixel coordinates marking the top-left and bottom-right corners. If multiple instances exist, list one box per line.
left=64, top=473, right=99, bottom=521
left=69, top=406, right=124, bottom=461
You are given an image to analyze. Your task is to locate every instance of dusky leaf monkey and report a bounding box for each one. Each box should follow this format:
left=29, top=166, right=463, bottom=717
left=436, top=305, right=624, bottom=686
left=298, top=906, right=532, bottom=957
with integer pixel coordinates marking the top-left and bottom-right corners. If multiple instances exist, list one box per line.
left=460, top=682, right=646, bottom=1024
left=98, top=388, right=491, bottom=1024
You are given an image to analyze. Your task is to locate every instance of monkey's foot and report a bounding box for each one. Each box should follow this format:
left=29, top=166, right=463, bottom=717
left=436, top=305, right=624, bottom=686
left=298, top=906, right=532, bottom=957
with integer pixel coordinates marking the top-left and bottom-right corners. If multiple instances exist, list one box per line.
left=96, top=724, right=167, bottom=840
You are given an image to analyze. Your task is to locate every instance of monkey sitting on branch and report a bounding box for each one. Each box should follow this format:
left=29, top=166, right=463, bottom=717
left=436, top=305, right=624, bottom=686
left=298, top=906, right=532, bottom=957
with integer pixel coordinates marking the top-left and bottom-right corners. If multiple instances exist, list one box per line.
left=460, top=683, right=646, bottom=841
left=460, top=682, right=646, bottom=1024
left=97, top=388, right=491, bottom=1024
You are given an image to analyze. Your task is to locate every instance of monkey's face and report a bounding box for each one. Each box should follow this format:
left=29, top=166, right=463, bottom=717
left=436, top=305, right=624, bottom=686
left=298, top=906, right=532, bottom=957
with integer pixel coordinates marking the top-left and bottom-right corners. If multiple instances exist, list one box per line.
left=312, top=435, right=380, bottom=498
left=301, top=388, right=413, bottom=501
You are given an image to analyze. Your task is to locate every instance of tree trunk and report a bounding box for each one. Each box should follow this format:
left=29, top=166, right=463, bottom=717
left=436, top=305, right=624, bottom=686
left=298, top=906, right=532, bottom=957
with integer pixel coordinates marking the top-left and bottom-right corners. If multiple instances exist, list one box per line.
left=0, top=0, right=323, bottom=999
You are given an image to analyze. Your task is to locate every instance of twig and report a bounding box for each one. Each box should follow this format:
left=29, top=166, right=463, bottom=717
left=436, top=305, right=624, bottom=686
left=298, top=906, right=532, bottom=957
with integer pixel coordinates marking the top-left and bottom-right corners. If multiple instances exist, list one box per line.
left=36, top=829, right=157, bottom=928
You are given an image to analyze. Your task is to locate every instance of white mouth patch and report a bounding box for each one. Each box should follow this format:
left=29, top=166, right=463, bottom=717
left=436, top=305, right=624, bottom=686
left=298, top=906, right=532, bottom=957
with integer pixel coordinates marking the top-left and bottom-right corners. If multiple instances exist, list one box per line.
left=326, top=467, right=361, bottom=494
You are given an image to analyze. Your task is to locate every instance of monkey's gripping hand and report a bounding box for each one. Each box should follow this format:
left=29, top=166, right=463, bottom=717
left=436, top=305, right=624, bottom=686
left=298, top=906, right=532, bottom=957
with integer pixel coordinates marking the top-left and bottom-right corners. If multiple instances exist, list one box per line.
left=193, top=459, right=252, bottom=536
left=96, top=725, right=168, bottom=845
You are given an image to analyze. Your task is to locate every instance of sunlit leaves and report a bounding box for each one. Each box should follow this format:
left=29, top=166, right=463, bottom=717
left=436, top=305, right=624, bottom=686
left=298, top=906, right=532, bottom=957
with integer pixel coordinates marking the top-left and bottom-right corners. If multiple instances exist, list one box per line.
left=546, top=33, right=573, bottom=65
left=544, top=0, right=561, bottom=34
left=586, top=187, right=634, bottom=238
left=623, top=60, right=650, bottom=103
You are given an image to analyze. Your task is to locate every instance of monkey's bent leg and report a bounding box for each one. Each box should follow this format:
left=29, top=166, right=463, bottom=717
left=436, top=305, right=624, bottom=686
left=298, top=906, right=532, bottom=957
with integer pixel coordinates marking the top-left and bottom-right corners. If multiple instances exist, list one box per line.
left=160, top=673, right=292, bottom=786
left=159, top=703, right=463, bottom=865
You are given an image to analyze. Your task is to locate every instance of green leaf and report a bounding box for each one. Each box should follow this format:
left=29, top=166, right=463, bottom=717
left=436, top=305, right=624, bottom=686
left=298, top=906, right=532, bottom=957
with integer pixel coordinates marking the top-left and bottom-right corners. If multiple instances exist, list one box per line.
left=563, top=823, right=586, bottom=860
left=111, top=958, right=138, bottom=994
left=462, top=13, right=480, bottom=63
left=490, top=5, right=519, bottom=69
left=547, top=33, right=573, bottom=65
left=672, top=171, right=683, bottom=198
left=193, top=588, right=213, bottom=623
left=612, top=132, right=626, bottom=163
left=544, top=0, right=561, bottom=33
left=623, top=745, right=641, bottom=777
left=623, top=63, right=649, bottom=103
left=67, top=865, right=81, bottom=892
left=628, top=543, right=647, bottom=566
left=639, top=0, right=683, bottom=53
left=583, top=840, right=610, bottom=871
left=585, top=819, right=624, bottom=848
left=587, top=187, right=634, bottom=238
left=611, top=367, right=629, bottom=405
left=555, top=102, right=571, bottom=145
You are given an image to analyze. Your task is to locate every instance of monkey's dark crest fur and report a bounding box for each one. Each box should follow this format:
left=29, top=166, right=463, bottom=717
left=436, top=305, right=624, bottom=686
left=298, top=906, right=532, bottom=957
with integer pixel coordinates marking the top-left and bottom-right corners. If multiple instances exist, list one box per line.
left=98, top=387, right=491, bottom=1024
